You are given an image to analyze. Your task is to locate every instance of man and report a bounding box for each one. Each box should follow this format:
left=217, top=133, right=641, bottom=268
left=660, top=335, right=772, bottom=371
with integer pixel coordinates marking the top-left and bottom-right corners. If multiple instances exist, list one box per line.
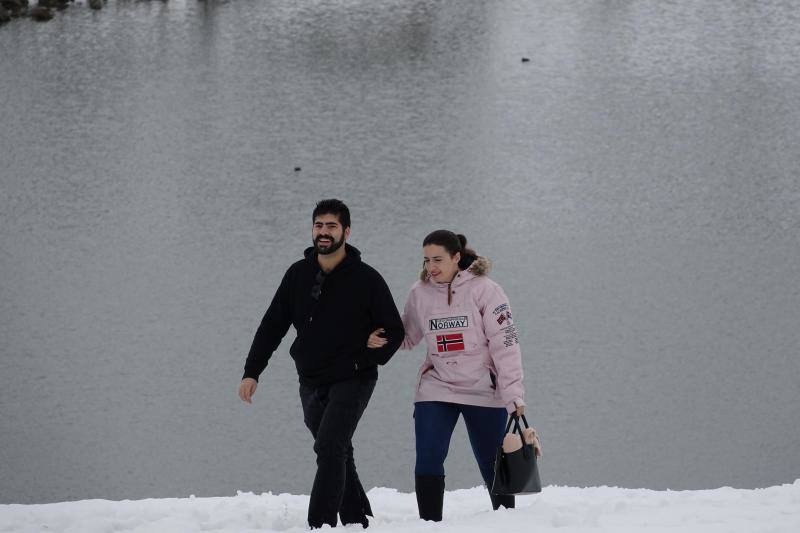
left=238, top=199, right=404, bottom=529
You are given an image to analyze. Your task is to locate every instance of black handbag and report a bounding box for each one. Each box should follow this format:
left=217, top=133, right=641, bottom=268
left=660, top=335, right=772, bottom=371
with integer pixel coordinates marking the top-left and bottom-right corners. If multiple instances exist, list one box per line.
left=490, top=414, right=542, bottom=495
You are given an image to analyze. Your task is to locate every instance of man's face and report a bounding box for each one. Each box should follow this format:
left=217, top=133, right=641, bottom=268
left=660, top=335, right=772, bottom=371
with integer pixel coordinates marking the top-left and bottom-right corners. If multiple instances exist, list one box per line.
left=312, top=214, right=349, bottom=255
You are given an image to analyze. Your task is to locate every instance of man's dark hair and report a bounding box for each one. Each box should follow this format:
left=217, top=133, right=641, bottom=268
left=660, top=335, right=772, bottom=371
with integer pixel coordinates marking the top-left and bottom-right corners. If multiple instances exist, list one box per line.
left=312, top=199, right=351, bottom=229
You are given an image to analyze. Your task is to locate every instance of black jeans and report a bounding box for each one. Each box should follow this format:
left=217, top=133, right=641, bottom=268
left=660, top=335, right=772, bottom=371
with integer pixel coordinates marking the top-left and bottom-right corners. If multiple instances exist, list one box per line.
left=299, top=374, right=377, bottom=528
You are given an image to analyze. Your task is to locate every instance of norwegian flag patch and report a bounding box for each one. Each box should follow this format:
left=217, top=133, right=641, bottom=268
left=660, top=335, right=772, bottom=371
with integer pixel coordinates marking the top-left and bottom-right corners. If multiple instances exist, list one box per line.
left=436, top=333, right=465, bottom=352
left=496, top=310, right=513, bottom=325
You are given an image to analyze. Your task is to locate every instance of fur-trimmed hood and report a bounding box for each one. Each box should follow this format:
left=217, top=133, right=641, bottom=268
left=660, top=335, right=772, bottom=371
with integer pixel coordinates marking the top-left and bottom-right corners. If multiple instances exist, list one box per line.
left=419, top=255, right=492, bottom=282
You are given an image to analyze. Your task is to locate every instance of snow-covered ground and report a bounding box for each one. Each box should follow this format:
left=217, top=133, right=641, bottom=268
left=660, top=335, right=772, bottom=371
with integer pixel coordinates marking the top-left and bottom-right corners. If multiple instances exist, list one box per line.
left=1, top=482, right=799, bottom=532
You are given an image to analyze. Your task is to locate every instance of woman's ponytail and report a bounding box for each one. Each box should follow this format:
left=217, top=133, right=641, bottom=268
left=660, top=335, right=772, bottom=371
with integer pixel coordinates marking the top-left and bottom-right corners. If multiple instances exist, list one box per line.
left=455, top=234, right=478, bottom=270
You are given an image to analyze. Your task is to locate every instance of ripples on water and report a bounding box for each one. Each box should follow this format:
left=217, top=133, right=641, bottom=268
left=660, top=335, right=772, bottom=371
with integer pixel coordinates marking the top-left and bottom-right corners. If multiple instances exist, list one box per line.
left=1, top=0, right=798, bottom=503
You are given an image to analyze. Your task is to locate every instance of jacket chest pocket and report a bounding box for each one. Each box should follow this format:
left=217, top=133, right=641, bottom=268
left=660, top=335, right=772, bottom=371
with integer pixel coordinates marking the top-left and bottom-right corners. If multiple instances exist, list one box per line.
left=425, top=308, right=480, bottom=357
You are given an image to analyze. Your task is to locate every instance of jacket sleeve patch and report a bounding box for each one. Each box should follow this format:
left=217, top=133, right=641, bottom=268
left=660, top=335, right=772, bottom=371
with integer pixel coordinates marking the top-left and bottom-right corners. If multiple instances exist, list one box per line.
left=493, top=303, right=513, bottom=326
left=492, top=303, right=509, bottom=316
left=502, top=325, right=519, bottom=347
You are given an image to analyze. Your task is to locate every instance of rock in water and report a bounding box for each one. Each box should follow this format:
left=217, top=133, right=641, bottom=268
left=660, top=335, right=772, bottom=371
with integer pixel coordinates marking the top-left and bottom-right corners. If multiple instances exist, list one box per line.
left=88, top=0, right=101, bottom=10
left=1, top=0, right=22, bottom=18
left=38, top=0, right=68, bottom=9
left=30, top=6, right=53, bottom=20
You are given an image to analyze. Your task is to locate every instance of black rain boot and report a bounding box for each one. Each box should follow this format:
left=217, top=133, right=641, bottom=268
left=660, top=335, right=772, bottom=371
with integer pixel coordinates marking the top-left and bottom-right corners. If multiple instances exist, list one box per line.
left=489, top=492, right=515, bottom=510
left=415, top=475, right=445, bottom=521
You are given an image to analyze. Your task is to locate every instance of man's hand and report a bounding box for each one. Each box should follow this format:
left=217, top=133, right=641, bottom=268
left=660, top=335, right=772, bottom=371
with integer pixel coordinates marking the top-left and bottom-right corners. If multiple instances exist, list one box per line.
left=238, top=378, right=258, bottom=404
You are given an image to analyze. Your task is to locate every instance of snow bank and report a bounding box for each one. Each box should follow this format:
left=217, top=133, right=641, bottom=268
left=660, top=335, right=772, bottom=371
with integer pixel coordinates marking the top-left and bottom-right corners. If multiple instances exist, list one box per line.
left=1, top=482, right=799, bottom=532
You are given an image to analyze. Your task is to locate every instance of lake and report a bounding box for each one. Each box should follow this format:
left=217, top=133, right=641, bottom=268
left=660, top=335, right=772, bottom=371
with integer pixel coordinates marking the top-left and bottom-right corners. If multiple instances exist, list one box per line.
left=1, top=0, right=798, bottom=503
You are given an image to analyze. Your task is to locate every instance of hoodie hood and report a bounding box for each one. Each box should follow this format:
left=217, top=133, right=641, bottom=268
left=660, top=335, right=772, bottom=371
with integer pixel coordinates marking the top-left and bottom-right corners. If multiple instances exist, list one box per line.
left=419, top=255, right=492, bottom=282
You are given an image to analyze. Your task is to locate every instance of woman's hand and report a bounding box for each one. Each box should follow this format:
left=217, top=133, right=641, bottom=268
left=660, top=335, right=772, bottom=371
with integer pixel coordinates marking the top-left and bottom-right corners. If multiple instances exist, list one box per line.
left=367, top=328, right=388, bottom=349
left=514, top=404, right=525, bottom=417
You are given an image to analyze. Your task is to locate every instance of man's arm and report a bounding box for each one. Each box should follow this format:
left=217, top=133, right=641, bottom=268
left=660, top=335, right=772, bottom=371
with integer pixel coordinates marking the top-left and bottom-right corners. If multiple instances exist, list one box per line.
left=361, top=272, right=404, bottom=366
left=242, top=268, right=294, bottom=382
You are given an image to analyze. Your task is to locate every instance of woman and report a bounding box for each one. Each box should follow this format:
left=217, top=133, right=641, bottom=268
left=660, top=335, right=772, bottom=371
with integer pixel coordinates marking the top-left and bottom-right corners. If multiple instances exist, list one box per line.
left=368, top=230, right=539, bottom=521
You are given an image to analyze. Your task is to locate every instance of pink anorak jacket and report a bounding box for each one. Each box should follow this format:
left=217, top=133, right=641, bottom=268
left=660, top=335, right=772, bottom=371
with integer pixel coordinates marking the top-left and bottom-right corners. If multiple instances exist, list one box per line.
left=401, top=257, right=525, bottom=413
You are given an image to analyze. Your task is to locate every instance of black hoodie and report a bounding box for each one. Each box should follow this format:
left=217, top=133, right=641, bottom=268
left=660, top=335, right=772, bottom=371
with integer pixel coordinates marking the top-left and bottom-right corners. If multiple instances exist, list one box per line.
left=243, top=244, right=404, bottom=386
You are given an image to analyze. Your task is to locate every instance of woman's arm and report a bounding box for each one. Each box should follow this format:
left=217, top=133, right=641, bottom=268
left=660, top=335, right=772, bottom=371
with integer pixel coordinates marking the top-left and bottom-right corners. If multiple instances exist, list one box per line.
left=400, top=288, right=424, bottom=350
left=481, top=283, right=526, bottom=414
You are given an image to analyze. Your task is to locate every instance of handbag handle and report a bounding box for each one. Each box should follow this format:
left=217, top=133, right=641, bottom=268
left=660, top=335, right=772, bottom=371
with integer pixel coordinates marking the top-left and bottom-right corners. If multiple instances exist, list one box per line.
left=505, top=414, right=534, bottom=459
left=504, top=413, right=532, bottom=433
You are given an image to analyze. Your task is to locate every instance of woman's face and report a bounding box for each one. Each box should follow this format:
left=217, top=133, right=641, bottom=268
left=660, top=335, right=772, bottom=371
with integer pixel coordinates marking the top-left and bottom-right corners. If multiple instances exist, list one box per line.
left=423, top=244, right=461, bottom=283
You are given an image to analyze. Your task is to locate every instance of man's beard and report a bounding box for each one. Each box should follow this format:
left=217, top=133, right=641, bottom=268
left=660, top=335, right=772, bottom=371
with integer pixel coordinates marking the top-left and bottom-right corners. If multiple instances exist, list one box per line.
left=314, top=234, right=345, bottom=255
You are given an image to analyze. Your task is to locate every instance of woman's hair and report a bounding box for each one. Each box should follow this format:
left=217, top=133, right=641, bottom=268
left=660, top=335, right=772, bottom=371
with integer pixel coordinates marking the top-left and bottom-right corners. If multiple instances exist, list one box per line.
left=422, top=229, right=478, bottom=270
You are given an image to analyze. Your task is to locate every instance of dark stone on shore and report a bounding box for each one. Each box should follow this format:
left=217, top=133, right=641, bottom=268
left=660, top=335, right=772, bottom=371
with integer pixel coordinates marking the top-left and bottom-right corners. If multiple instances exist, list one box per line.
left=88, top=0, right=101, bottom=10
left=0, top=6, right=10, bottom=24
left=38, top=0, right=67, bottom=9
left=3, top=0, right=28, bottom=17
left=1, top=0, right=22, bottom=14
left=30, top=5, right=52, bottom=20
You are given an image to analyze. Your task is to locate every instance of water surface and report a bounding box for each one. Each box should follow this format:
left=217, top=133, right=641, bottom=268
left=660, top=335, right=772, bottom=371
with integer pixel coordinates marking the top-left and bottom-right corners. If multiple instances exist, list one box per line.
left=1, top=0, right=799, bottom=503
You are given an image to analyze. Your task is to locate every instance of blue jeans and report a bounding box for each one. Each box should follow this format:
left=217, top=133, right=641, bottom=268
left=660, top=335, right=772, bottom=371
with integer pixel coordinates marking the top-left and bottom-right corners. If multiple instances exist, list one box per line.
left=414, top=401, right=508, bottom=485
